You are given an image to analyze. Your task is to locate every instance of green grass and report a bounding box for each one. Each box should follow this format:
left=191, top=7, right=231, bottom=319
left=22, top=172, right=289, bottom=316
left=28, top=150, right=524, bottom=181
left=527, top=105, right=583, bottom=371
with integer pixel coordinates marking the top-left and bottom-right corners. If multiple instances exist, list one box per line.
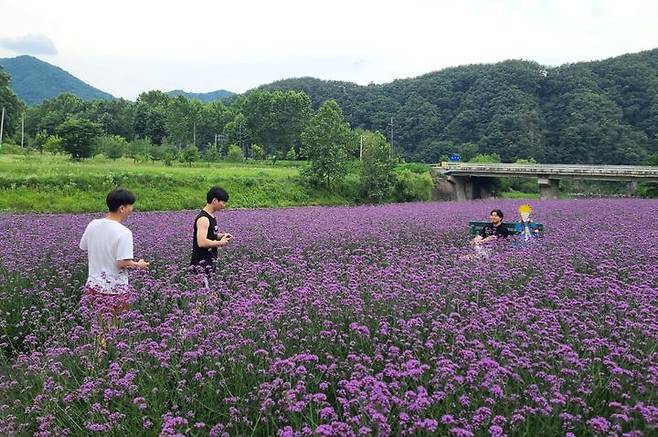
left=0, top=154, right=301, bottom=178
left=500, top=191, right=541, bottom=199
left=500, top=191, right=571, bottom=200
left=0, top=154, right=352, bottom=212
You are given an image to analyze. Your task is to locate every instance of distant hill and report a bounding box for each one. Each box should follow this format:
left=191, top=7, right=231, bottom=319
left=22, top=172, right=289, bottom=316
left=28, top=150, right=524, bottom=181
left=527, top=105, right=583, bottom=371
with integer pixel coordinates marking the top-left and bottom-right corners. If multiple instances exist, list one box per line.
left=256, top=48, right=658, bottom=164
left=0, top=55, right=114, bottom=106
left=167, top=89, right=234, bottom=102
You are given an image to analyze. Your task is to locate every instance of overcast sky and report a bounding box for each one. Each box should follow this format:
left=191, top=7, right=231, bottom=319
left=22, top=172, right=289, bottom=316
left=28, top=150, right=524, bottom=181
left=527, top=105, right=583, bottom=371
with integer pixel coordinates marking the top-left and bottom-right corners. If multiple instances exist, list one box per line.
left=1, top=0, right=657, bottom=100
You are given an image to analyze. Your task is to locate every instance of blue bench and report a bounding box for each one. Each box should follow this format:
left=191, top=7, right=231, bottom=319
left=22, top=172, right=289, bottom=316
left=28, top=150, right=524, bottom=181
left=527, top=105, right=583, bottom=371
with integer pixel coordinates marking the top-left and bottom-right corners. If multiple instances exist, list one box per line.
left=469, top=221, right=544, bottom=237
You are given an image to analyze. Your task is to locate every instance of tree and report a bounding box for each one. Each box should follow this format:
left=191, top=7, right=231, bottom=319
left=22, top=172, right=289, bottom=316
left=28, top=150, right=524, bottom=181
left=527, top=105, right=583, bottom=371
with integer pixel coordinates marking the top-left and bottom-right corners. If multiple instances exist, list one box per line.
left=243, top=90, right=312, bottom=156
left=413, top=140, right=454, bottom=163
left=129, top=138, right=153, bottom=163
left=204, top=143, right=221, bottom=162
left=96, top=135, right=128, bottom=159
left=544, top=91, right=647, bottom=164
left=301, top=100, right=351, bottom=189
left=25, top=93, right=85, bottom=136
left=223, top=113, right=250, bottom=157
left=0, top=66, right=25, bottom=140
left=181, top=144, right=201, bottom=166
left=649, top=152, right=658, bottom=166
left=42, top=135, right=63, bottom=154
left=458, top=143, right=480, bottom=162
left=56, top=118, right=103, bottom=159
left=250, top=144, right=265, bottom=160
left=360, top=131, right=397, bottom=203
left=470, top=153, right=501, bottom=163
left=166, top=96, right=200, bottom=147
left=285, top=147, right=297, bottom=161
left=83, top=98, right=135, bottom=139
left=133, top=91, right=169, bottom=145
left=393, top=94, right=443, bottom=158
left=32, top=131, right=49, bottom=152
left=151, top=142, right=177, bottom=166
left=226, top=144, right=244, bottom=162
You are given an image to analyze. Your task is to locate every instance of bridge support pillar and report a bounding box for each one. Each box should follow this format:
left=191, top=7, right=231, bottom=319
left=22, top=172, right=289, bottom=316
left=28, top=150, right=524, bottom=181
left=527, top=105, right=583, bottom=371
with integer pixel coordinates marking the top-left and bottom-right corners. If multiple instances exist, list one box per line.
left=538, top=178, right=560, bottom=200
left=626, top=181, right=638, bottom=197
left=447, top=175, right=473, bottom=201
left=472, top=177, right=494, bottom=199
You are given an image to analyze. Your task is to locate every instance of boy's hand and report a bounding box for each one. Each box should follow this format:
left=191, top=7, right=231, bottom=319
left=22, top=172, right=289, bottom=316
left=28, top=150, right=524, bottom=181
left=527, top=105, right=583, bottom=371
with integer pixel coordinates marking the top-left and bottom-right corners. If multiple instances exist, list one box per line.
left=218, top=234, right=233, bottom=246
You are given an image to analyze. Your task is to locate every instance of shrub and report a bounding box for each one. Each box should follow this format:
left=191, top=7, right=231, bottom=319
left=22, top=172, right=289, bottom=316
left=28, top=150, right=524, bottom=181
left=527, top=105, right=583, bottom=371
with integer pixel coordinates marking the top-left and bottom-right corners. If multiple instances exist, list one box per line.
left=469, top=153, right=501, bottom=163
left=96, top=135, right=128, bottom=160
left=42, top=135, right=63, bottom=154
left=129, top=138, right=153, bottom=163
left=181, top=144, right=201, bottom=166
left=204, top=143, right=221, bottom=162
left=226, top=144, right=244, bottom=162
left=393, top=169, right=433, bottom=202
left=151, top=142, right=178, bottom=166
left=250, top=144, right=266, bottom=160
left=286, top=147, right=297, bottom=161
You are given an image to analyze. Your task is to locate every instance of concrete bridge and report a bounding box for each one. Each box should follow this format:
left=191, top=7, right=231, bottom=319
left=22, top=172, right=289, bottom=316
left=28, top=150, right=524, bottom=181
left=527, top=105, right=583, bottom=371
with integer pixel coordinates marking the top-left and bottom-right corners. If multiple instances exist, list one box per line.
left=431, top=163, right=658, bottom=200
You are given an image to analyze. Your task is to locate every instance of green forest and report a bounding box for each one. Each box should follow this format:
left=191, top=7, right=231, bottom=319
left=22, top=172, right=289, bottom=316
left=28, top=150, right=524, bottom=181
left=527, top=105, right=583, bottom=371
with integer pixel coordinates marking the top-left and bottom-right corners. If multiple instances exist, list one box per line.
left=1, top=48, right=658, bottom=166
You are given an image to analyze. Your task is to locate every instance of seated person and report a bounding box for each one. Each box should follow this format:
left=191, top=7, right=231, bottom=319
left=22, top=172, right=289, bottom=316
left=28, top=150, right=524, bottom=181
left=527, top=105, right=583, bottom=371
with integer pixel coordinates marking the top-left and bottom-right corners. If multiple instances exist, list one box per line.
left=463, top=209, right=511, bottom=260
left=472, top=209, right=511, bottom=246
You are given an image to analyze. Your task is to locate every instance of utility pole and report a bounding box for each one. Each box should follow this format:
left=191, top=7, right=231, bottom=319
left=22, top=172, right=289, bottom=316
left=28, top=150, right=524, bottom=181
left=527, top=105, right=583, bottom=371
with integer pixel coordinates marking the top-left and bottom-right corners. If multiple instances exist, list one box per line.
left=359, top=134, right=364, bottom=161
left=388, top=117, right=394, bottom=149
left=21, top=113, right=25, bottom=148
left=237, top=123, right=246, bottom=160
left=0, top=107, right=5, bottom=148
left=193, top=122, right=196, bottom=146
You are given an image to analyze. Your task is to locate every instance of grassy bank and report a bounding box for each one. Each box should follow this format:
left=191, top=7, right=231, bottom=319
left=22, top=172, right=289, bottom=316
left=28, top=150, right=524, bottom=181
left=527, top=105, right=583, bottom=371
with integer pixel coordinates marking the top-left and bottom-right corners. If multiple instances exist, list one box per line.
left=3, top=154, right=579, bottom=213
left=0, top=154, right=352, bottom=212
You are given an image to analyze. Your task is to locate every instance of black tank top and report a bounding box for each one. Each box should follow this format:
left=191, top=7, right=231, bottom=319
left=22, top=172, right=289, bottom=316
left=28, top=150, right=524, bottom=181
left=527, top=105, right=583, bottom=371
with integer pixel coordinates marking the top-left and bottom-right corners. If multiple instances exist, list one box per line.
left=191, top=210, right=218, bottom=266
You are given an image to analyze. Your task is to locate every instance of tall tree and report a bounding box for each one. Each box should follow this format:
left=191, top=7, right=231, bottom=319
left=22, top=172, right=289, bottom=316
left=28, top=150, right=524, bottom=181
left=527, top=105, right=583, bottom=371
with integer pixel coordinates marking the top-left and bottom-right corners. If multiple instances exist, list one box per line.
left=25, top=93, right=85, bottom=136
left=0, top=67, right=25, bottom=141
left=360, top=131, right=397, bottom=203
left=301, top=100, right=351, bottom=189
left=56, top=118, right=103, bottom=159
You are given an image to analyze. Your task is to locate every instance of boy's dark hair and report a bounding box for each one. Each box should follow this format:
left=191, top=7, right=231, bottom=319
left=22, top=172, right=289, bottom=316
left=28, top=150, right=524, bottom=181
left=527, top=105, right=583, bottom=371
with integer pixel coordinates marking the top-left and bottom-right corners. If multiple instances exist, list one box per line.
left=207, top=187, right=229, bottom=204
left=491, top=209, right=504, bottom=219
left=107, top=188, right=136, bottom=212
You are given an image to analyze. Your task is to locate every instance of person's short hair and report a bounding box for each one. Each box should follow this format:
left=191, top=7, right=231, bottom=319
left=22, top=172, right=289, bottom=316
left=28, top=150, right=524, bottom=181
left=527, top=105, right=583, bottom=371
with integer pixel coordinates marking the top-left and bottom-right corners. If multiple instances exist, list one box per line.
left=106, top=188, right=136, bottom=212
left=490, top=209, right=504, bottom=219
left=207, top=187, right=229, bottom=204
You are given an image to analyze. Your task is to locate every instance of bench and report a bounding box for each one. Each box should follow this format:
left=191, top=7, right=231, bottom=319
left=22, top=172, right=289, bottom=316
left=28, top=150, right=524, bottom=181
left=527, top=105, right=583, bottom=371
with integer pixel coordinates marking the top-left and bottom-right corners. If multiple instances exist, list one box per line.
left=469, top=221, right=544, bottom=237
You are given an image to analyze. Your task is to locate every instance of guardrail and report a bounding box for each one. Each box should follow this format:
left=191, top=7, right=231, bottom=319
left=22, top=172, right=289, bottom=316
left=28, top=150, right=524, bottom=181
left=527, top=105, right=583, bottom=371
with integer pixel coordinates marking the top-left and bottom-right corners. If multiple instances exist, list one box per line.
left=431, top=163, right=658, bottom=180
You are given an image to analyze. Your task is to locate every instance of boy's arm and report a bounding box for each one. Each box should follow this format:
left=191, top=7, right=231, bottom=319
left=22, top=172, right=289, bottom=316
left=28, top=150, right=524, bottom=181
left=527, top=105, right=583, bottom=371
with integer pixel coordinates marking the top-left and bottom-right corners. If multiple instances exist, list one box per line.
left=196, top=216, right=230, bottom=248
left=115, top=231, right=147, bottom=269
left=118, top=259, right=149, bottom=269
left=79, top=225, right=89, bottom=250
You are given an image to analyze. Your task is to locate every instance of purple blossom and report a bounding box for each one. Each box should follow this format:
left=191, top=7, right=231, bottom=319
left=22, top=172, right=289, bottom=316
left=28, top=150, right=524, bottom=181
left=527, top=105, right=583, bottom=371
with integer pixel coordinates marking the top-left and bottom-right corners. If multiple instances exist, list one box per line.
left=1, top=199, right=657, bottom=435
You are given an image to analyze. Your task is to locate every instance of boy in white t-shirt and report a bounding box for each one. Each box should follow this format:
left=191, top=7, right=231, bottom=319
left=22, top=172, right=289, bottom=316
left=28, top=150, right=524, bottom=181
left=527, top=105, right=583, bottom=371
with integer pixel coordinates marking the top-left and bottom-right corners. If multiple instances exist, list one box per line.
left=79, top=188, right=149, bottom=313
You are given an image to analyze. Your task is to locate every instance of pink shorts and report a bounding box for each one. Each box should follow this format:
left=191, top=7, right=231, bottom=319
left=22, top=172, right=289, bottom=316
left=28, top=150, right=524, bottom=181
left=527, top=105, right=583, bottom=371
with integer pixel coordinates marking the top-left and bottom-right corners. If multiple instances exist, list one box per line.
left=85, top=287, right=130, bottom=315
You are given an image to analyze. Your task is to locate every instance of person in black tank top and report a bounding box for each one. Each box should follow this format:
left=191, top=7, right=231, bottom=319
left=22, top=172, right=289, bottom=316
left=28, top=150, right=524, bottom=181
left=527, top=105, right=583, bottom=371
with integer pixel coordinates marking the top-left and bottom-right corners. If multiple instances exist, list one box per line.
left=190, top=187, right=232, bottom=276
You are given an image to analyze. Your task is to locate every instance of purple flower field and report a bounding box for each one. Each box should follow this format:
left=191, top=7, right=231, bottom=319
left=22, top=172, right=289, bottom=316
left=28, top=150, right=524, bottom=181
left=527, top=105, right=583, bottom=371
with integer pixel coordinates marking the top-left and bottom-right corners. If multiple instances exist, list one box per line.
left=1, top=199, right=657, bottom=436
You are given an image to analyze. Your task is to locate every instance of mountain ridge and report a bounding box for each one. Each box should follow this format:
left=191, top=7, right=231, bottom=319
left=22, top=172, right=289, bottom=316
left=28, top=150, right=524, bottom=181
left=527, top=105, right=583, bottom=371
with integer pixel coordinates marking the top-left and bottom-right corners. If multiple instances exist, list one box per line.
left=0, top=55, right=114, bottom=106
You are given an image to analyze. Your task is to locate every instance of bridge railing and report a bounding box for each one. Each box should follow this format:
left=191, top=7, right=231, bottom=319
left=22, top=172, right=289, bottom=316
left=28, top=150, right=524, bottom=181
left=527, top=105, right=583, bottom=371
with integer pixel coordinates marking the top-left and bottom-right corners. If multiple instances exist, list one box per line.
left=431, top=163, right=658, bottom=178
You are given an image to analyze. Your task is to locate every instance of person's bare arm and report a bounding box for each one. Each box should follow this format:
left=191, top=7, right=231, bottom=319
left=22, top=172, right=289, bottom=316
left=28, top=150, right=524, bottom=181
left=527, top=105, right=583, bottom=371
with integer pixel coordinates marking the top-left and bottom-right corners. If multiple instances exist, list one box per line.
left=472, top=235, right=486, bottom=245
left=117, top=259, right=149, bottom=269
left=196, top=216, right=230, bottom=248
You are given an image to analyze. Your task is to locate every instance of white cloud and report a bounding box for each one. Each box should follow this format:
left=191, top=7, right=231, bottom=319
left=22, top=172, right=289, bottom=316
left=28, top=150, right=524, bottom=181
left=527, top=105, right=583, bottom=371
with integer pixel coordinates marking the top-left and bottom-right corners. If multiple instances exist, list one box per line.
left=0, top=33, right=57, bottom=55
